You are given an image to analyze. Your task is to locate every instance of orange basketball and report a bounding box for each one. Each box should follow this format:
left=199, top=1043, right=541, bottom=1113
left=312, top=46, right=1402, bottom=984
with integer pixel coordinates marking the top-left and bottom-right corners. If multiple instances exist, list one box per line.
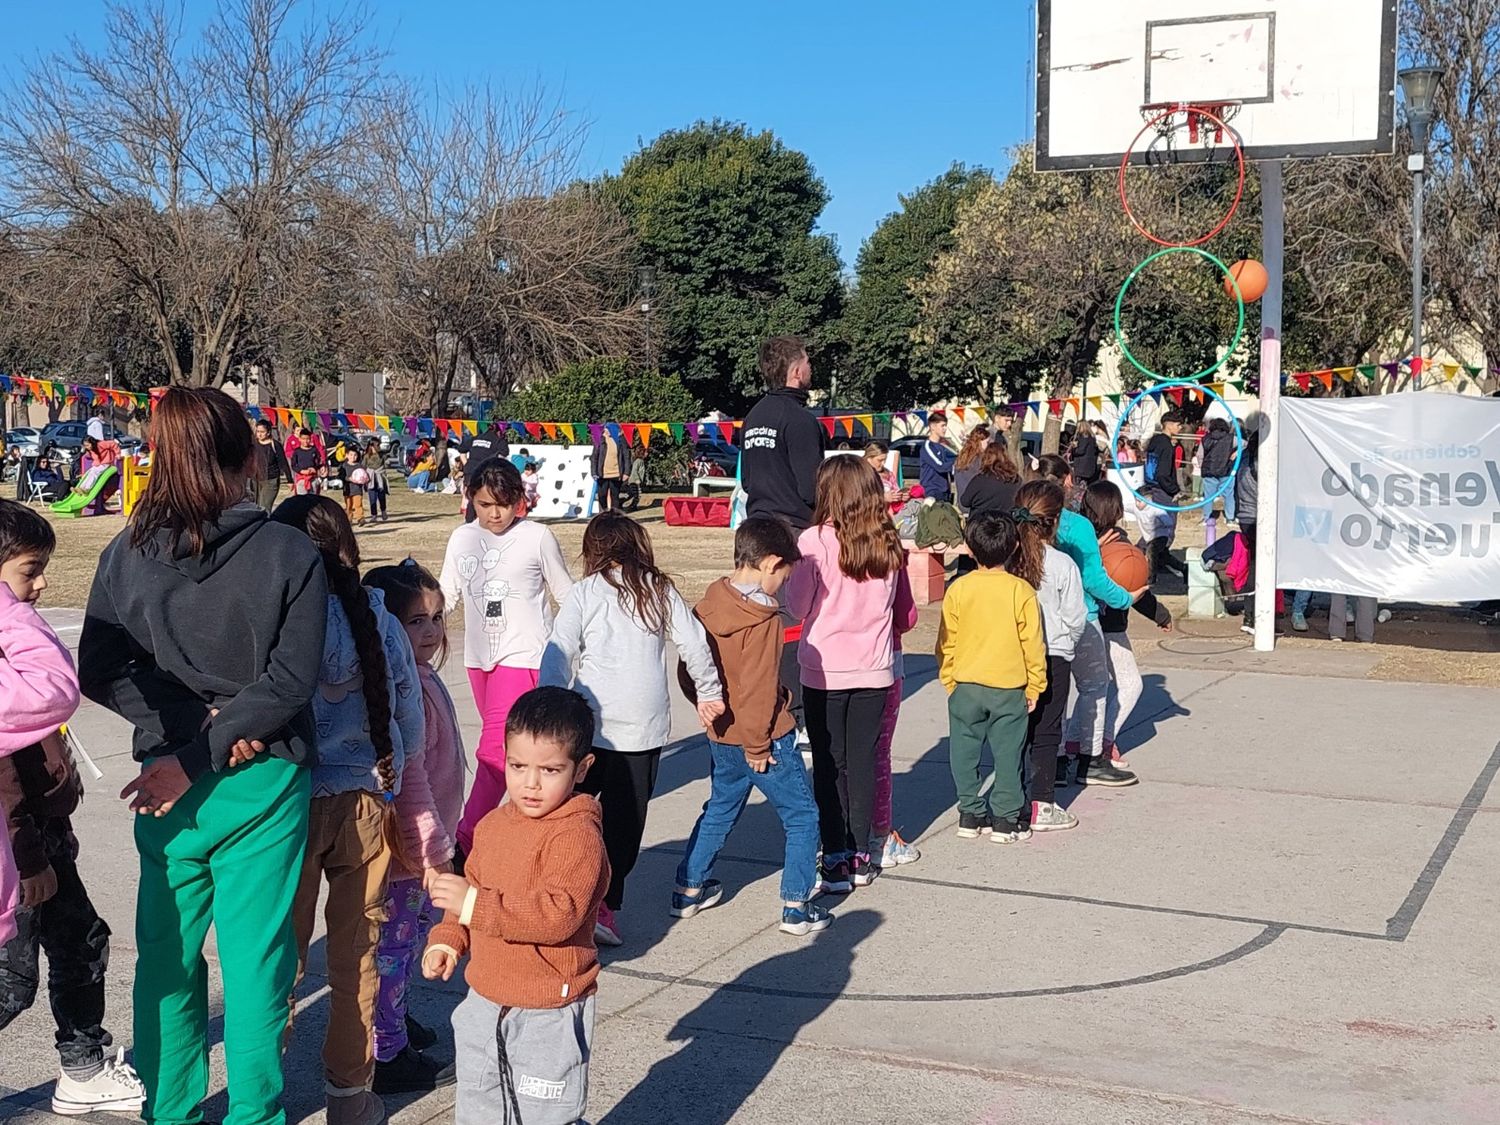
left=1224, top=259, right=1268, bottom=303
left=1100, top=538, right=1151, bottom=592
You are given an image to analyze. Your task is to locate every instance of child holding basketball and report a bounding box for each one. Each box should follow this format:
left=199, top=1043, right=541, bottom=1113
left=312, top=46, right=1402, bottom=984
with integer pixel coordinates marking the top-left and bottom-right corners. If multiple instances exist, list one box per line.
left=937, top=513, right=1047, bottom=843
left=783, top=456, right=917, bottom=891
left=440, top=459, right=574, bottom=854
left=1080, top=481, right=1172, bottom=769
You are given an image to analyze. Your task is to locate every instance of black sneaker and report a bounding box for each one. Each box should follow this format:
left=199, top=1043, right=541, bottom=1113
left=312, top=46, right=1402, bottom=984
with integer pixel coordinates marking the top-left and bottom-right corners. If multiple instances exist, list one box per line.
left=818, top=858, right=853, bottom=895
left=956, top=811, right=991, bottom=839
left=849, top=854, right=880, bottom=887
left=405, top=1013, right=437, bottom=1052
left=1077, top=756, right=1138, bottom=788
left=372, top=1046, right=457, bottom=1095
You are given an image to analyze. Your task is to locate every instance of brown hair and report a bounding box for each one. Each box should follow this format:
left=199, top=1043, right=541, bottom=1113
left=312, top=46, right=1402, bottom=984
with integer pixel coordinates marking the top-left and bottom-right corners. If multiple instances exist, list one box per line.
left=271, top=495, right=400, bottom=801
left=364, top=559, right=449, bottom=668
left=954, top=424, right=992, bottom=471
left=1081, top=480, right=1126, bottom=537
left=130, top=386, right=255, bottom=556
left=1034, top=452, right=1072, bottom=484
left=581, top=511, right=676, bottom=634
left=811, top=455, right=904, bottom=581
left=758, top=336, right=807, bottom=389
left=1010, top=479, right=1064, bottom=590
left=470, top=458, right=525, bottom=506
left=978, top=439, right=1020, bottom=482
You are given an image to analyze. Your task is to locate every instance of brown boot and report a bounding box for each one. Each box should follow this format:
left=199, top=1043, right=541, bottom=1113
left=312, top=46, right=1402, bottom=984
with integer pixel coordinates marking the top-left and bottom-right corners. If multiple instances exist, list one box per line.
left=326, top=1089, right=386, bottom=1125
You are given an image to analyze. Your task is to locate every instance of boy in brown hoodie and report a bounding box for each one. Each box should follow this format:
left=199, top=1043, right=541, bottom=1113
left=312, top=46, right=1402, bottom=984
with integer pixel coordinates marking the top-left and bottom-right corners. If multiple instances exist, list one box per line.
left=670, top=517, right=832, bottom=937
left=423, top=686, right=608, bottom=1125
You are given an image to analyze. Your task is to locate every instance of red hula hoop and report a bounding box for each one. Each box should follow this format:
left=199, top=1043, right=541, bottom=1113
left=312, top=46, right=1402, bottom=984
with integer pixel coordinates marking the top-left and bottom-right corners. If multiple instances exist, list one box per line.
left=1117, top=105, right=1246, bottom=248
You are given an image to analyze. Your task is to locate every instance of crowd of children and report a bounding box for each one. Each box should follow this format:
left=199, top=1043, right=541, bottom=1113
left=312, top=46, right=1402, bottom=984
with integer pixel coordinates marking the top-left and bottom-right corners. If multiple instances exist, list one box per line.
left=0, top=384, right=1185, bottom=1125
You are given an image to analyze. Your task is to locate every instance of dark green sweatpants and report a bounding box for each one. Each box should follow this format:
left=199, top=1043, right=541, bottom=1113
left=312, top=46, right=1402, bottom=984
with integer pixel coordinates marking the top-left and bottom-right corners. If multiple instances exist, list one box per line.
left=133, top=754, right=310, bottom=1125
left=947, top=683, right=1029, bottom=829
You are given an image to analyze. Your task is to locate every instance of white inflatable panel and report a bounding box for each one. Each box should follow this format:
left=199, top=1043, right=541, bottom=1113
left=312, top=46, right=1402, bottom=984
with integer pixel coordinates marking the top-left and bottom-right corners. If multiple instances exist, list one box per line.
left=508, top=443, right=596, bottom=520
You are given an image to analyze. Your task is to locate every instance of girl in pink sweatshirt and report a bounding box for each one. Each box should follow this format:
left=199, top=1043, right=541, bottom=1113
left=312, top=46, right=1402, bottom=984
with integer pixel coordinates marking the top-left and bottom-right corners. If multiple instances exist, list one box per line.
left=785, top=456, right=916, bottom=894
left=0, top=559, right=83, bottom=947
left=363, top=562, right=468, bottom=1092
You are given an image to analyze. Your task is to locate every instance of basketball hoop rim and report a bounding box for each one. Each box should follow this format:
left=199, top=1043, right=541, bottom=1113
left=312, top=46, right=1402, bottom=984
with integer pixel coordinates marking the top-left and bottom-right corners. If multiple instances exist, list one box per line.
left=1117, top=103, right=1247, bottom=248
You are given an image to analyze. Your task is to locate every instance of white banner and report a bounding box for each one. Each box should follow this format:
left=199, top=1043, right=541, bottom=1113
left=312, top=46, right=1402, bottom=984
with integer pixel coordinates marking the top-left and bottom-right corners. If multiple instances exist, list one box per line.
left=1277, top=396, right=1500, bottom=600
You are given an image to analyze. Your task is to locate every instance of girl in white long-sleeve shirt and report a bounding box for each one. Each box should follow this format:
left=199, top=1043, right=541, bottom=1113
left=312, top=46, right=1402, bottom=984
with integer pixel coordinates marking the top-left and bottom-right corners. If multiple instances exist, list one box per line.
left=540, top=511, right=723, bottom=947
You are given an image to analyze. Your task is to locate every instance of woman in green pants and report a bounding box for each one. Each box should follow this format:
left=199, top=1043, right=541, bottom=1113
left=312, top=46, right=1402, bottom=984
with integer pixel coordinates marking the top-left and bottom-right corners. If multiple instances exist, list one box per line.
left=79, top=387, right=328, bottom=1125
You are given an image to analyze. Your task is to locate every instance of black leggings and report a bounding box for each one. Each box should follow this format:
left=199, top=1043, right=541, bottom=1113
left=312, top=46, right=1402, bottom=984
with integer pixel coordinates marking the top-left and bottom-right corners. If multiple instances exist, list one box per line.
left=804, top=686, right=887, bottom=858
left=576, top=745, right=661, bottom=911
left=1023, top=654, right=1072, bottom=817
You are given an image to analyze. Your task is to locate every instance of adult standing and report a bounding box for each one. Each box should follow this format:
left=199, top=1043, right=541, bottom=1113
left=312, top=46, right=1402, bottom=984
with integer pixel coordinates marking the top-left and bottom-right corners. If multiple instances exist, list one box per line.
left=1199, top=417, right=1237, bottom=535
left=742, top=336, right=825, bottom=739
left=77, top=388, right=328, bottom=1125
left=1139, top=411, right=1188, bottom=582
left=919, top=412, right=958, bottom=502
left=742, top=336, right=824, bottom=529
left=590, top=429, right=632, bottom=512
left=251, top=419, right=292, bottom=510
left=960, top=441, right=1023, bottom=520
left=1069, top=420, right=1104, bottom=489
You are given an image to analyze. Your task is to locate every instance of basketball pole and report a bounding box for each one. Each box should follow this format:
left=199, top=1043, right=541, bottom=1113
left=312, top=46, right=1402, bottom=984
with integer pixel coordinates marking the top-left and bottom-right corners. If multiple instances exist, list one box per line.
left=1253, top=159, right=1284, bottom=653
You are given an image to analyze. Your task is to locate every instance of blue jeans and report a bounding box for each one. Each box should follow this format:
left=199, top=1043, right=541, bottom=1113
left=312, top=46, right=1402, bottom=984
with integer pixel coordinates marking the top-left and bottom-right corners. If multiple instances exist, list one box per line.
left=1202, top=475, right=1235, bottom=521
left=407, top=470, right=431, bottom=491
left=1292, top=589, right=1314, bottom=616
left=675, top=731, right=820, bottom=903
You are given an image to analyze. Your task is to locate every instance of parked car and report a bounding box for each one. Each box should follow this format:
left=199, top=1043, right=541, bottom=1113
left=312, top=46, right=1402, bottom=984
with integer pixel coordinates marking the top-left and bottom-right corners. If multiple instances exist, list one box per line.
left=33, top=421, right=142, bottom=456
left=4, top=428, right=43, bottom=457
left=691, top=438, right=739, bottom=477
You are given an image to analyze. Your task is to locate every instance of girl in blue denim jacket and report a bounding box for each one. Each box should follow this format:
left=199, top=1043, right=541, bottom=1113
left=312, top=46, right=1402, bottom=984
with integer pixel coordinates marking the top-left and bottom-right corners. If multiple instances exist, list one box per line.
left=271, top=496, right=430, bottom=1125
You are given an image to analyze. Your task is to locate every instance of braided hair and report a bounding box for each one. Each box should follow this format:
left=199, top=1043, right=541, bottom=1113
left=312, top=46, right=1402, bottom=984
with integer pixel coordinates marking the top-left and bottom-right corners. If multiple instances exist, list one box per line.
left=272, top=495, right=398, bottom=797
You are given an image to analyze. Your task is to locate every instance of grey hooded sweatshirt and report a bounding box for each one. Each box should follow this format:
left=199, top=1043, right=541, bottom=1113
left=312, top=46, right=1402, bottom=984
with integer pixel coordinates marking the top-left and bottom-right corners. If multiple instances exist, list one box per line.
left=79, top=502, right=328, bottom=781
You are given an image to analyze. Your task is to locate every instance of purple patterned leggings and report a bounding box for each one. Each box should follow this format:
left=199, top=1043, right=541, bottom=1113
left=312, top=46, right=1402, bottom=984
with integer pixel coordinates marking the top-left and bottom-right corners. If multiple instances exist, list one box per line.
left=871, top=678, right=901, bottom=837
left=374, top=878, right=433, bottom=1062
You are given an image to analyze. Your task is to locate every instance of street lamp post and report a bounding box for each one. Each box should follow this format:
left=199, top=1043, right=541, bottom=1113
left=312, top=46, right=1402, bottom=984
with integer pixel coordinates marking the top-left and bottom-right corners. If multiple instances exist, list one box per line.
left=638, top=265, right=657, bottom=372
left=1398, top=65, right=1443, bottom=369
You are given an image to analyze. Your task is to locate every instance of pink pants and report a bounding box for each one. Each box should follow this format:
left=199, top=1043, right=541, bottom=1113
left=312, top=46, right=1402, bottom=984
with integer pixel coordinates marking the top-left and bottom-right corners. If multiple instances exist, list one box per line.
left=871, top=678, right=901, bottom=837
left=456, top=664, right=540, bottom=851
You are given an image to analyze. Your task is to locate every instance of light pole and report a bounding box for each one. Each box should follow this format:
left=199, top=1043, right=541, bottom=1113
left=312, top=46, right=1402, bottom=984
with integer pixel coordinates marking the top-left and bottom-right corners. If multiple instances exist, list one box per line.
left=1398, top=65, right=1443, bottom=368
left=638, top=265, right=657, bottom=372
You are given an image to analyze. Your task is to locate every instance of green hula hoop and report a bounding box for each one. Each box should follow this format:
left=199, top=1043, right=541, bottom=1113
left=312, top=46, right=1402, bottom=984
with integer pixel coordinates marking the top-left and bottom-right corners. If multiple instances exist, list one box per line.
left=1113, top=246, right=1246, bottom=383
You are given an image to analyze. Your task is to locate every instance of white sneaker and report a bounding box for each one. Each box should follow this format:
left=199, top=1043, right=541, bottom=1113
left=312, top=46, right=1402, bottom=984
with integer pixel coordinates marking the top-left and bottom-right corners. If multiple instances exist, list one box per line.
left=51, top=1050, right=146, bottom=1116
left=876, top=830, right=921, bottom=866
left=1029, top=802, right=1078, bottom=832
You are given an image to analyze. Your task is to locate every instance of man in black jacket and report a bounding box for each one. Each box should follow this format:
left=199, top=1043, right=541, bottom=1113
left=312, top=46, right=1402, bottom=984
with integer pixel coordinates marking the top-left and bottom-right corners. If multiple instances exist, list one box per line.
left=1139, top=411, right=1188, bottom=582
left=742, top=336, right=824, bottom=531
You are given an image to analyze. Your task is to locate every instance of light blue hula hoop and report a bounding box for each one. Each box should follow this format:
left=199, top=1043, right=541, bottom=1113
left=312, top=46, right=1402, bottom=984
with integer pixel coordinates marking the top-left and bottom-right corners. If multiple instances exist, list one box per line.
left=1108, top=378, right=1244, bottom=514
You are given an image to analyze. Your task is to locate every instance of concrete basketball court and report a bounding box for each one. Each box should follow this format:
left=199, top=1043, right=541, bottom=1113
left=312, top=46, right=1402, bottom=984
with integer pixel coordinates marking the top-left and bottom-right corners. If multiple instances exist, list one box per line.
left=1, top=608, right=1497, bottom=1124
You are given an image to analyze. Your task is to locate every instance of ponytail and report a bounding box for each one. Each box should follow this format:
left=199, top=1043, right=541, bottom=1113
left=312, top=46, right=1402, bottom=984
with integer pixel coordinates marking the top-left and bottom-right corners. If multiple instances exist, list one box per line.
left=1009, top=479, right=1066, bottom=590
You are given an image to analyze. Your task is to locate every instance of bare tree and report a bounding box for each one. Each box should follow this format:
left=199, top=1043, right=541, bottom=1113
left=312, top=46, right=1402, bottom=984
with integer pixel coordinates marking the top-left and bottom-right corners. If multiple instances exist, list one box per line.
left=0, top=0, right=387, bottom=386
left=364, top=85, right=640, bottom=415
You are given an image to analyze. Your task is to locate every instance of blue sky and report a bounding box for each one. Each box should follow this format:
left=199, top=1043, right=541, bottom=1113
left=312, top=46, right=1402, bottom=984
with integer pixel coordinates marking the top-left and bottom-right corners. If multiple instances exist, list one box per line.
left=4, top=0, right=1034, bottom=268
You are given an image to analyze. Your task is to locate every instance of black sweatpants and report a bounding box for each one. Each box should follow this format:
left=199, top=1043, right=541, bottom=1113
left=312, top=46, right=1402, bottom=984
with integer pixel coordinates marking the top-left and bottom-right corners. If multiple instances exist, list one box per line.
left=804, top=686, right=887, bottom=859
left=0, top=832, right=112, bottom=1072
left=778, top=637, right=804, bottom=730
left=576, top=746, right=661, bottom=911
left=597, top=477, right=622, bottom=512
left=1021, top=655, right=1072, bottom=825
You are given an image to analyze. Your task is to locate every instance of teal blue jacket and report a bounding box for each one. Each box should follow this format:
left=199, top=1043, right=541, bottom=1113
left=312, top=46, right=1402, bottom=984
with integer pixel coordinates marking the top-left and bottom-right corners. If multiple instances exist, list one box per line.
left=1055, top=509, right=1132, bottom=622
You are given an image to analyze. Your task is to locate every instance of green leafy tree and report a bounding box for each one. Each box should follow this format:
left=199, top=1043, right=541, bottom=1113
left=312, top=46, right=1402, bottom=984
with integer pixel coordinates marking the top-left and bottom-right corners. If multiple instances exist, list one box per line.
left=600, top=121, right=844, bottom=413
left=842, top=165, right=994, bottom=409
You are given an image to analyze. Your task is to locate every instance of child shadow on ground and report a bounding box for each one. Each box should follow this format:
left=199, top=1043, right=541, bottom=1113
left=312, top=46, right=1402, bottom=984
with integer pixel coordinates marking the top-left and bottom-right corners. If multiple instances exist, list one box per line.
left=598, top=909, right=881, bottom=1125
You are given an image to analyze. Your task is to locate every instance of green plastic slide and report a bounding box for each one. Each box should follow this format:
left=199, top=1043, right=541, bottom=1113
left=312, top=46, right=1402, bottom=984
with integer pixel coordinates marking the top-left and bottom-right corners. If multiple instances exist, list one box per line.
left=50, top=464, right=118, bottom=517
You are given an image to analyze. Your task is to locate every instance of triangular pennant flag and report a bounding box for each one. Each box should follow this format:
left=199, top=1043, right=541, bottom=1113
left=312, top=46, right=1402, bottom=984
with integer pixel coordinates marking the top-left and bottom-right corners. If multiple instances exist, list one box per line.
left=1292, top=374, right=1312, bottom=392
left=1314, top=370, right=1334, bottom=391
left=1380, top=362, right=1401, bottom=376
left=718, top=422, right=735, bottom=444
left=1442, top=362, right=1460, bottom=381
left=433, top=418, right=450, bottom=438
left=620, top=423, right=636, bottom=446
left=951, top=407, right=965, bottom=423
left=1167, top=388, right=1184, bottom=407
left=1088, top=395, right=1103, bottom=414
left=542, top=423, right=558, bottom=440
left=857, top=413, right=873, bottom=435
left=686, top=422, right=700, bottom=442
left=1409, top=356, right=1424, bottom=376
left=639, top=426, right=651, bottom=451
left=839, top=417, right=853, bottom=437
left=669, top=422, right=685, bottom=444
left=1463, top=364, right=1482, bottom=377
left=523, top=422, right=541, bottom=439
left=589, top=424, right=603, bottom=444
left=653, top=422, right=670, bottom=439
left=820, top=417, right=836, bottom=439
left=1356, top=364, right=1378, bottom=380
left=972, top=406, right=988, bottom=420
left=1334, top=367, right=1355, bottom=383
left=1067, top=397, right=1080, bottom=416
left=1047, top=399, right=1063, bottom=417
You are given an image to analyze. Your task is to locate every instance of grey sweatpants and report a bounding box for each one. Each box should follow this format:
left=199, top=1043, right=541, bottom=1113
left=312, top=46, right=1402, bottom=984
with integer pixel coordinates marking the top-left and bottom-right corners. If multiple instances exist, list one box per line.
left=453, top=989, right=595, bottom=1125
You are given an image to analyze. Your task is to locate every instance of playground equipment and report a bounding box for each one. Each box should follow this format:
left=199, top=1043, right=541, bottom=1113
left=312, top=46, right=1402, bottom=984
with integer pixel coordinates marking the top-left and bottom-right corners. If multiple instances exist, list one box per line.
left=122, top=456, right=150, bottom=515
left=50, top=464, right=118, bottom=519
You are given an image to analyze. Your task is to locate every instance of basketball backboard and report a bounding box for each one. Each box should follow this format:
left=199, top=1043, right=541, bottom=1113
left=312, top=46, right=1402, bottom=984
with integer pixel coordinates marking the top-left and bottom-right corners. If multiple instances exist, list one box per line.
left=1035, top=0, right=1398, bottom=171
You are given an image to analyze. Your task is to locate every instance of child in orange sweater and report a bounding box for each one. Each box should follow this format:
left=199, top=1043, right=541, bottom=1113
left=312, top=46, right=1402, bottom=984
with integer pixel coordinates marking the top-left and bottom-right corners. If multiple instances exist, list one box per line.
left=423, top=686, right=608, bottom=1125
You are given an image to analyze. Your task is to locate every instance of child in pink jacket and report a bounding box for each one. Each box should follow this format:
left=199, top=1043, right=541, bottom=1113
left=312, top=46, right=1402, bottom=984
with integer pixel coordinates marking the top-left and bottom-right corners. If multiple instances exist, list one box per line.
left=784, top=457, right=917, bottom=894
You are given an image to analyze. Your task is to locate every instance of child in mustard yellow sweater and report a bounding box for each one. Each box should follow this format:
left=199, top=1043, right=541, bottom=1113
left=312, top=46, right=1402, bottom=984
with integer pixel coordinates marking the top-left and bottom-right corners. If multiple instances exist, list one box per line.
left=936, top=513, right=1048, bottom=844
